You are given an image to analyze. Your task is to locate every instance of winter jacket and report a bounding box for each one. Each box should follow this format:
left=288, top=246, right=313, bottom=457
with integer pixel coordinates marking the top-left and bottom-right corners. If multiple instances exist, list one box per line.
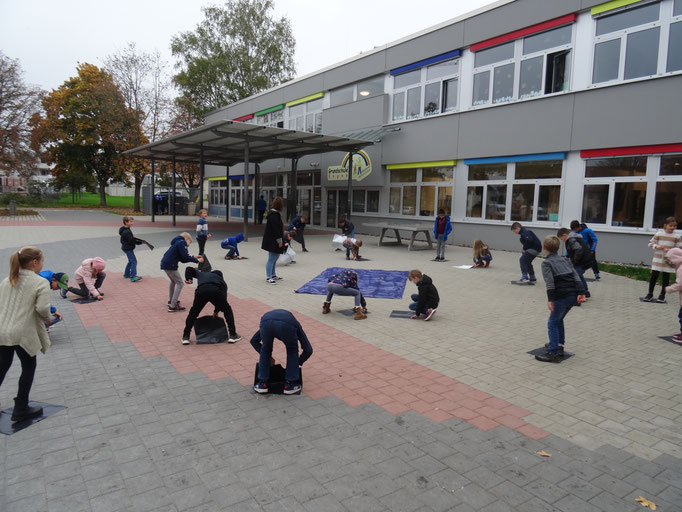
left=518, top=227, right=542, bottom=254
left=473, top=247, right=492, bottom=265
left=541, top=252, right=585, bottom=301
left=578, top=224, right=598, bottom=251
left=261, top=210, right=285, bottom=254
left=221, top=233, right=245, bottom=256
left=565, top=232, right=593, bottom=269
left=414, top=274, right=439, bottom=315
left=160, top=236, right=198, bottom=271
left=433, top=215, right=453, bottom=241
left=648, top=229, right=682, bottom=273
left=196, top=217, right=209, bottom=240
left=328, top=270, right=359, bottom=289
left=665, top=248, right=682, bottom=305
left=288, top=216, right=306, bottom=232
left=38, top=270, right=58, bottom=314
left=73, top=257, right=106, bottom=297
left=119, top=226, right=142, bottom=252
left=185, top=267, right=227, bottom=295
left=0, top=269, right=51, bottom=357
left=340, top=220, right=355, bottom=237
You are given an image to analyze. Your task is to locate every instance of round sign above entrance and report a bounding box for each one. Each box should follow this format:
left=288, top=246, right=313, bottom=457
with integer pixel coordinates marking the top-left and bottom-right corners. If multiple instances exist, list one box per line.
left=327, top=150, right=372, bottom=182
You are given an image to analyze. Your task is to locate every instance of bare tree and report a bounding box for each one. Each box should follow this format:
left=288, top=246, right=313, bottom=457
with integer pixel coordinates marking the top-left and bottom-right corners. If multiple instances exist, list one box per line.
left=0, top=51, right=44, bottom=177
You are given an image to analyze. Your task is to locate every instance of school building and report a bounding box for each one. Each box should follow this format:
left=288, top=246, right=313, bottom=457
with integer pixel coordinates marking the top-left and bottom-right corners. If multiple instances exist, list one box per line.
left=202, top=0, right=682, bottom=264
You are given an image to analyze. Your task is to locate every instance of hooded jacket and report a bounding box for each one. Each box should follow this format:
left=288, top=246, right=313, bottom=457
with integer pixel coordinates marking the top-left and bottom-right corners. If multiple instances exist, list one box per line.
left=665, top=248, right=682, bottom=305
left=565, top=232, right=593, bottom=269
left=73, top=257, right=106, bottom=297
left=262, top=209, right=285, bottom=253
left=433, top=215, right=453, bottom=241
left=415, top=274, right=439, bottom=315
left=161, top=236, right=198, bottom=271
left=288, top=216, right=306, bottom=231
left=578, top=223, right=598, bottom=251
left=185, top=267, right=227, bottom=294
left=221, top=233, right=245, bottom=256
left=518, top=227, right=542, bottom=254
left=119, top=225, right=142, bottom=251
left=541, top=252, right=585, bottom=301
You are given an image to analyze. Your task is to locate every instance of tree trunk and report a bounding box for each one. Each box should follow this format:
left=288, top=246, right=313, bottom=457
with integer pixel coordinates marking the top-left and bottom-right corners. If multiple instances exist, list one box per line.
left=134, top=175, right=142, bottom=212
left=99, top=180, right=107, bottom=207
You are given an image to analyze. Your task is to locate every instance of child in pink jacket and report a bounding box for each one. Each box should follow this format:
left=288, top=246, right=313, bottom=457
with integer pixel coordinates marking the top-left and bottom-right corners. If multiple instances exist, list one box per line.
left=67, top=257, right=106, bottom=300
left=664, top=247, right=682, bottom=341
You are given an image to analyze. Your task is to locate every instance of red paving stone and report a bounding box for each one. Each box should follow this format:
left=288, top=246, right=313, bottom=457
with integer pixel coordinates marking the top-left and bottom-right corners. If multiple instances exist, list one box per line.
left=71, top=272, right=550, bottom=440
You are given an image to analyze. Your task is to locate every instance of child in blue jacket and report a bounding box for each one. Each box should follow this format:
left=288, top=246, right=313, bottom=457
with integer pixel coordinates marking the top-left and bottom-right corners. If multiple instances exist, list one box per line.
left=38, top=270, right=68, bottom=324
left=221, top=233, right=245, bottom=260
left=161, top=232, right=202, bottom=311
left=433, top=209, right=452, bottom=261
left=570, top=220, right=599, bottom=280
left=511, top=222, right=542, bottom=283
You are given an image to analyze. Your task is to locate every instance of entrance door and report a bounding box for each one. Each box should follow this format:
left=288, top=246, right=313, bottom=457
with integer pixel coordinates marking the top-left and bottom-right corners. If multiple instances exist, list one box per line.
left=297, top=188, right=312, bottom=224
left=326, top=190, right=349, bottom=228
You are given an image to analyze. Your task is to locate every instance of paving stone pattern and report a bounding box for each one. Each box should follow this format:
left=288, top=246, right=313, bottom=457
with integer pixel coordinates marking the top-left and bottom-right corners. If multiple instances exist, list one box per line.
left=0, top=210, right=680, bottom=511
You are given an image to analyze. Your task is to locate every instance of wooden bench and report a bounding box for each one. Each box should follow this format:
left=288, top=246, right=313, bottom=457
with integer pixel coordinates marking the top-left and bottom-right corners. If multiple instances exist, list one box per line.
left=364, top=222, right=433, bottom=251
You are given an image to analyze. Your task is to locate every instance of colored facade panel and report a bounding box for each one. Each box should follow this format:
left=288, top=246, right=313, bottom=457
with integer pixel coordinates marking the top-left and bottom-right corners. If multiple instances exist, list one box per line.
left=386, top=160, right=456, bottom=169
left=390, top=50, right=462, bottom=76
left=470, top=14, right=577, bottom=52
left=463, top=153, right=567, bottom=165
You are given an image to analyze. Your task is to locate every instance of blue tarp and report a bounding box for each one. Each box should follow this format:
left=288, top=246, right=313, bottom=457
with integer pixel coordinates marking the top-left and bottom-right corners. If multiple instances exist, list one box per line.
left=295, top=267, right=409, bottom=299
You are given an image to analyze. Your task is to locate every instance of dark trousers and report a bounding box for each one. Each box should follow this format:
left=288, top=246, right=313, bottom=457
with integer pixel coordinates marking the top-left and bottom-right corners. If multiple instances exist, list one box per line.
left=0, top=346, right=37, bottom=404
left=678, top=306, right=682, bottom=332
left=68, top=273, right=106, bottom=298
left=290, top=230, right=306, bottom=250
left=253, top=319, right=312, bottom=382
left=197, top=237, right=207, bottom=255
left=649, top=271, right=671, bottom=298
left=257, top=210, right=265, bottom=224
left=519, top=251, right=538, bottom=278
left=183, top=285, right=237, bottom=338
left=590, top=251, right=600, bottom=275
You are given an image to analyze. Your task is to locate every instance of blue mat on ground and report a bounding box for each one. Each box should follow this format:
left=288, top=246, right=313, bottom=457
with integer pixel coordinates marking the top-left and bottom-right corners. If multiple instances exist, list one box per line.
left=295, top=267, right=409, bottom=299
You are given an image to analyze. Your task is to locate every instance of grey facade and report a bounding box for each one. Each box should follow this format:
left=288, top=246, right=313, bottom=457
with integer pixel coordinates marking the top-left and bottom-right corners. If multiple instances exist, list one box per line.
left=203, top=0, right=682, bottom=264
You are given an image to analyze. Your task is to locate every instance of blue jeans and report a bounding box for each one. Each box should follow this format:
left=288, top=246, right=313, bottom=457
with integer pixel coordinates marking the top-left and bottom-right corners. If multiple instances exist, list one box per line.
left=345, top=229, right=355, bottom=257
left=123, top=250, right=137, bottom=278
left=254, top=319, right=312, bottom=382
left=520, top=251, right=538, bottom=278
left=547, top=295, right=575, bottom=353
left=224, top=245, right=236, bottom=258
left=678, top=306, right=682, bottom=332
left=266, top=251, right=279, bottom=278
left=575, top=265, right=589, bottom=294
left=408, top=293, right=419, bottom=311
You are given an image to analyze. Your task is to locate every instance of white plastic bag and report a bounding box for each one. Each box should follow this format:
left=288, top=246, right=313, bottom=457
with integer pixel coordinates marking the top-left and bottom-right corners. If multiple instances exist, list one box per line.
left=332, top=234, right=347, bottom=244
left=278, top=246, right=296, bottom=265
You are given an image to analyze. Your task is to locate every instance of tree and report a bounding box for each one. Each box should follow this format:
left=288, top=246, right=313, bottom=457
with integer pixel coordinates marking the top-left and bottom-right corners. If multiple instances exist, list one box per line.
left=104, top=43, right=173, bottom=210
left=164, top=98, right=203, bottom=194
left=30, top=63, right=146, bottom=206
left=171, top=0, right=296, bottom=117
left=0, top=52, right=44, bottom=177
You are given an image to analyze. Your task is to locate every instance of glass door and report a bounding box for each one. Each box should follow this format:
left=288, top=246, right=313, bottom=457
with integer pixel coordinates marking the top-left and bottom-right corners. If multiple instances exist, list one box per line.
left=297, top=188, right=312, bottom=222
left=326, top=190, right=337, bottom=227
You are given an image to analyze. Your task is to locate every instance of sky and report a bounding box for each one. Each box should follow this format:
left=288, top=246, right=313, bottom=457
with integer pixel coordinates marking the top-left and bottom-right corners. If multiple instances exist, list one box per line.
left=0, top=0, right=499, bottom=92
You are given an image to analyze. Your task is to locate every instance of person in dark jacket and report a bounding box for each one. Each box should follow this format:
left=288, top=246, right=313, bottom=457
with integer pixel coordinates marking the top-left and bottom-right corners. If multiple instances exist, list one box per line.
left=571, top=220, right=600, bottom=280
left=536, top=235, right=586, bottom=362
left=250, top=309, right=313, bottom=395
left=511, top=222, right=542, bottom=283
left=221, top=233, right=245, bottom=260
left=261, top=197, right=286, bottom=284
left=287, top=215, right=308, bottom=252
left=323, top=269, right=368, bottom=319
left=161, top=232, right=202, bottom=311
left=558, top=227, right=593, bottom=298
left=120, top=216, right=144, bottom=282
left=339, top=218, right=355, bottom=260
left=256, top=195, right=267, bottom=225
left=181, top=267, right=241, bottom=345
left=408, top=269, right=439, bottom=321
left=433, top=209, right=452, bottom=261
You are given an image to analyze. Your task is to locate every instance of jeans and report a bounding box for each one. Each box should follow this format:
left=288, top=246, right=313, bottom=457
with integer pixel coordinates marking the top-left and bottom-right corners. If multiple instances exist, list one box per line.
left=224, top=245, right=237, bottom=258
left=183, top=285, right=237, bottom=337
left=575, top=265, right=589, bottom=294
left=547, top=295, right=575, bottom=353
left=68, top=272, right=106, bottom=297
left=590, top=251, right=600, bottom=276
left=165, top=270, right=184, bottom=306
left=519, top=250, right=538, bottom=278
left=266, top=251, right=279, bottom=278
left=345, top=229, right=355, bottom=257
left=253, top=319, right=313, bottom=382
left=197, top=237, right=207, bottom=256
left=408, top=293, right=421, bottom=311
left=123, top=250, right=137, bottom=278
left=326, top=283, right=361, bottom=307
left=435, top=235, right=446, bottom=259
left=678, top=306, right=682, bottom=332
left=0, top=346, right=37, bottom=404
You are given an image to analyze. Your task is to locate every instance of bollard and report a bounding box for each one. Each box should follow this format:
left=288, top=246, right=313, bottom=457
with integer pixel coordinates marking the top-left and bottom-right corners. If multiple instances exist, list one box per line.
left=8, top=200, right=17, bottom=216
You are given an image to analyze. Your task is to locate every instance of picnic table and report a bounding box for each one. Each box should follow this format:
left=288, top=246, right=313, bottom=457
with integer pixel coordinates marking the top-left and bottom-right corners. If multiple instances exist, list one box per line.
left=364, top=222, right=433, bottom=251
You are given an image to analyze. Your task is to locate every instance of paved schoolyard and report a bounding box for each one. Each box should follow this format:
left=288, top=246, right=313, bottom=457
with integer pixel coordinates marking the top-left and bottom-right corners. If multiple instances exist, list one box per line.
left=0, top=209, right=681, bottom=511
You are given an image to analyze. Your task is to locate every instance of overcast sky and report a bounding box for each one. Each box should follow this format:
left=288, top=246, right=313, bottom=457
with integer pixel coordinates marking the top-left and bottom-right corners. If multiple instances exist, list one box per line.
left=0, top=0, right=498, bottom=92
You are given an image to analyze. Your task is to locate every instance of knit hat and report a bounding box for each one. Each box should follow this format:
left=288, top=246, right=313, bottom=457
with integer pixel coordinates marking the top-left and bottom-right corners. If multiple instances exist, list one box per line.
left=92, top=257, right=106, bottom=271
left=53, top=272, right=69, bottom=290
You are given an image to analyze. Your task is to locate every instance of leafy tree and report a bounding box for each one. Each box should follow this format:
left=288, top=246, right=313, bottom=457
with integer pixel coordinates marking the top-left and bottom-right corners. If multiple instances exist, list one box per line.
left=104, top=43, right=172, bottom=210
left=171, top=0, right=296, bottom=117
left=0, top=52, right=44, bottom=177
left=164, top=98, right=203, bottom=194
left=30, top=63, right=146, bottom=206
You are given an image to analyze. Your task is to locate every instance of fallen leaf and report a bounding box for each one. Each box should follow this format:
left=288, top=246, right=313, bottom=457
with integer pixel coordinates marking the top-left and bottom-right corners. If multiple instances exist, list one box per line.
left=636, top=496, right=657, bottom=510
left=536, top=450, right=552, bottom=457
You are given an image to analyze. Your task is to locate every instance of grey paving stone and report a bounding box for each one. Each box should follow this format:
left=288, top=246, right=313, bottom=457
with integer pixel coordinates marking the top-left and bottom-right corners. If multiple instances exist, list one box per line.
left=45, top=474, right=86, bottom=500
left=302, top=493, right=346, bottom=512
left=588, top=491, right=641, bottom=512
left=453, top=482, right=497, bottom=509
left=553, top=493, right=602, bottom=512
left=489, top=480, right=534, bottom=506
left=46, top=490, right=92, bottom=512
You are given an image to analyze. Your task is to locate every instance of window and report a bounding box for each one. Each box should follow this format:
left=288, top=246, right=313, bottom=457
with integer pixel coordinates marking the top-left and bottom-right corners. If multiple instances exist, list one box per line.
left=473, top=24, right=573, bottom=106
left=654, top=154, right=682, bottom=226
left=391, top=58, right=460, bottom=121
left=351, top=190, right=380, bottom=213
left=330, top=76, right=384, bottom=107
left=256, top=109, right=284, bottom=128
left=388, top=167, right=453, bottom=216
left=209, top=180, right=227, bottom=205
left=592, top=1, right=682, bottom=84
left=287, top=97, right=323, bottom=133
left=466, top=159, right=563, bottom=222
left=581, top=157, right=648, bottom=227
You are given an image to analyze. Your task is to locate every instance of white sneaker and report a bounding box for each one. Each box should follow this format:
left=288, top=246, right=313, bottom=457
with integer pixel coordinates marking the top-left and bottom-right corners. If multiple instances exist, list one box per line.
left=424, top=308, right=436, bottom=321
left=181, top=337, right=190, bottom=345
left=267, top=278, right=277, bottom=285
left=228, top=333, right=242, bottom=343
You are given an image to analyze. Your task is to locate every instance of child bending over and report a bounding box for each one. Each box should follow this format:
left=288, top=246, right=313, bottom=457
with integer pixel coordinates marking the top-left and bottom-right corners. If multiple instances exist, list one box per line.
left=473, top=239, right=492, bottom=268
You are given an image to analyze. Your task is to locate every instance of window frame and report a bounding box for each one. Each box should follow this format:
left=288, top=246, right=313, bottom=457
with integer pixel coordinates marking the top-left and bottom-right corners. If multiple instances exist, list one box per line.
left=351, top=189, right=381, bottom=214
left=286, top=98, right=323, bottom=134
left=387, top=167, right=454, bottom=217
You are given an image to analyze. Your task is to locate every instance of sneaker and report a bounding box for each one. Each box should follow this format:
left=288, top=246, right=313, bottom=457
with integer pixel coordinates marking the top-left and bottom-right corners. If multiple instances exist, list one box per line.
left=254, top=381, right=268, bottom=394
left=60, top=289, right=68, bottom=299
left=168, top=304, right=186, bottom=312
left=544, top=344, right=564, bottom=356
left=424, top=308, right=436, bottom=321
left=266, top=278, right=277, bottom=285
left=228, top=333, right=242, bottom=343
left=585, top=291, right=591, bottom=298
left=168, top=300, right=182, bottom=306
left=642, top=294, right=654, bottom=302
left=346, top=255, right=351, bottom=260
left=181, top=336, right=190, bottom=345
left=535, top=352, right=561, bottom=363
left=672, top=333, right=682, bottom=342
left=655, top=297, right=666, bottom=304
left=303, top=248, right=309, bottom=252
left=529, top=276, right=537, bottom=282
left=595, top=274, right=600, bottom=280
left=484, top=262, right=490, bottom=268
left=123, top=275, right=130, bottom=279
left=284, top=381, right=302, bottom=395
left=518, top=276, right=529, bottom=283
left=130, top=276, right=142, bottom=282
left=273, top=275, right=283, bottom=280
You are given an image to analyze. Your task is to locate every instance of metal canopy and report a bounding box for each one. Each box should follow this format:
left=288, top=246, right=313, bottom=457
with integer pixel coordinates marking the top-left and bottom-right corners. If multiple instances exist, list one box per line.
left=123, top=119, right=375, bottom=165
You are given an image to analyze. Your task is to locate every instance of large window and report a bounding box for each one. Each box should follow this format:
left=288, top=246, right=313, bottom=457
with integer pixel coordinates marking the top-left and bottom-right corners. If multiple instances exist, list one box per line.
left=392, top=58, right=459, bottom=121
left=351, top=190, right=380, bottom=213
left=592, top=0, right=682, bottom=84
left=330, top=76, right=384, bottom=107
left=287, top=97, right=323, bottom=133
left=256, top=108, right=284, bottom=128
left=654, top=154, right=682, bottom=227
left=473, top=24, right=573, bottom=106
left=389, top=167, right=453, bottom=216
left=465, top=159, right=563, bottom=222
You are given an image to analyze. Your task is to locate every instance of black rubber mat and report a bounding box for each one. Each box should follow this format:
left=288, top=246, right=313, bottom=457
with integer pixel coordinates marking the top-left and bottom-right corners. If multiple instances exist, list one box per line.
left=0, top=402, right=66, bottom=435
left=658, top=336, right=682, bottom=346
left=390, top=310, right=414, bottom=318
left=526, top=346, right=574, bottom=360
left=640, top=297, right=666, bottom=303
left=510, top=280, right=536, bottom=286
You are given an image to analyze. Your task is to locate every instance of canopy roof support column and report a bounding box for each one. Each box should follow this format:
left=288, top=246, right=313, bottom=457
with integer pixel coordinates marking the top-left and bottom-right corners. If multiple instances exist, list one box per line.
left=242, top=139, right=249, bottom=241
left=289, top=157, right=298, bottom=222
left=172, top=156, right=177, bottom=227
left=151, top=159, right=155, bottom=223
left=225, top=165, right=230, bottom=222
left=346, top=150, right=354, bottom=221
left=254, top=163, right=260, bottom=226
left=199, top=149, right=205, bottom=210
